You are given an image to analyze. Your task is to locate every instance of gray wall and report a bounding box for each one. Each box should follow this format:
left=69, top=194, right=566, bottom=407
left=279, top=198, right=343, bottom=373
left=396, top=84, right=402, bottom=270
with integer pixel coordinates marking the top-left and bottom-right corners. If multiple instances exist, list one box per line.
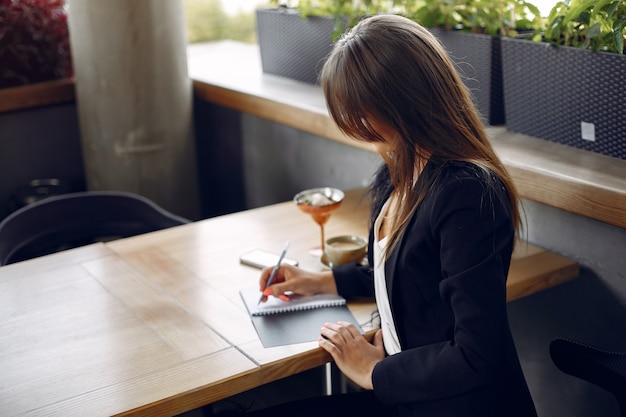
left=241, top=115, right=381, bottom=208
left=0, top=103, right=85, bottom=219
left=241, top=113, right=626, bottom=417
left=508, top=201, right=626, bottom=417
left=0, top=100, right=228, bottom=221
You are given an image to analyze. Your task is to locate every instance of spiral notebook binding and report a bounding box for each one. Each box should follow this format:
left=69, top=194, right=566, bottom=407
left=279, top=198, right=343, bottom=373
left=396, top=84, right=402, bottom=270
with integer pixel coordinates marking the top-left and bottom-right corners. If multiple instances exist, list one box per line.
left=239, top=287, right=346, bottom=317
left=252, top=297, right=346, bottom=316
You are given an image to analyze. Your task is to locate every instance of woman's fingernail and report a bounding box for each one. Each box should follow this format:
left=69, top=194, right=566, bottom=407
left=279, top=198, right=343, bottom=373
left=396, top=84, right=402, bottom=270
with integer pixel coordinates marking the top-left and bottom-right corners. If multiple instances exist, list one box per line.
left=263, top=288, right=272, bottom=296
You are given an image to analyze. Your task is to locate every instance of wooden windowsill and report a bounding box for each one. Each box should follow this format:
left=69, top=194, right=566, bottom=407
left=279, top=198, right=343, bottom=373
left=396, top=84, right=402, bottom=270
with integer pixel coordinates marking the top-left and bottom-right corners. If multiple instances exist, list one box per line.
left=2, top=41, right=623, bottom=230
left=188, top=40, right=626, bottom=230
left=0, top=78, right=75, bottom=113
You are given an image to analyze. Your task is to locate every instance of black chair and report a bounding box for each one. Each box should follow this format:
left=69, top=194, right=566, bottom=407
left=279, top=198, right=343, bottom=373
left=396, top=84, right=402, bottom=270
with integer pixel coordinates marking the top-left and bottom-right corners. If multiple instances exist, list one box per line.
left=550, top=337, right=626, bottom=417
left=0, top=191, right=190, bottom=266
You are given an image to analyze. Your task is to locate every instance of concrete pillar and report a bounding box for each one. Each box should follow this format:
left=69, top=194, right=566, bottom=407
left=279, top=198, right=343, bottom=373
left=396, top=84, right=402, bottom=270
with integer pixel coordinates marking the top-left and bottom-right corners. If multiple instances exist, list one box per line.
left=67, top=0, right=200, bottom=219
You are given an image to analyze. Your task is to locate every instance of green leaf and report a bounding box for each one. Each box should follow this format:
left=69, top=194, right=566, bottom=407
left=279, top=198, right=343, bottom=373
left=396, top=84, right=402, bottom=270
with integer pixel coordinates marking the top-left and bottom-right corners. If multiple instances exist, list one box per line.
left=614, top=29, right=625, bottom=53
left=587, top=22, right=602, bottom=38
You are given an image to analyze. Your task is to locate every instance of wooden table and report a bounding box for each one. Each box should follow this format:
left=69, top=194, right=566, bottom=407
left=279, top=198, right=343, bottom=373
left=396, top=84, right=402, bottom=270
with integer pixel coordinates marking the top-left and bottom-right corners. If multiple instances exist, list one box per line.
left=0, top=189, right=578, bottom=416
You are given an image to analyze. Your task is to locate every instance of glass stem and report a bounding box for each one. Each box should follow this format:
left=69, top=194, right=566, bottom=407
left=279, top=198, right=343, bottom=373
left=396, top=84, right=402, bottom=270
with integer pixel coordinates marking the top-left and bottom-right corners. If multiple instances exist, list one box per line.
left=320, top=225, right=325, bottom=252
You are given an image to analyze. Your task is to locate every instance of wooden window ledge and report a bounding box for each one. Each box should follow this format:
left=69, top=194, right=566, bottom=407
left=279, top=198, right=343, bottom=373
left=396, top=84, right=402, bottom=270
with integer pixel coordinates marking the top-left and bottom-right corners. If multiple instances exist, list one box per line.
left=188, top=40, right=626, bottom=230
left=0, top=78, right=75, bottom=113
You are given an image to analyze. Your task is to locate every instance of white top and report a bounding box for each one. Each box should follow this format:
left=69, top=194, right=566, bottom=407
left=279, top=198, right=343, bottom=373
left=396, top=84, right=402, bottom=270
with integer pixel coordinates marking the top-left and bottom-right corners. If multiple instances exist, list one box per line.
left=373, top=199, right=402, bottom=355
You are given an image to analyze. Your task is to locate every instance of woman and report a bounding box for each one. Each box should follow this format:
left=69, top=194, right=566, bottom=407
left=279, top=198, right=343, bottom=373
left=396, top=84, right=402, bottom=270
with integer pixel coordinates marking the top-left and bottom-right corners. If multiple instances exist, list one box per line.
left=255, top=14, right=537, bottom=417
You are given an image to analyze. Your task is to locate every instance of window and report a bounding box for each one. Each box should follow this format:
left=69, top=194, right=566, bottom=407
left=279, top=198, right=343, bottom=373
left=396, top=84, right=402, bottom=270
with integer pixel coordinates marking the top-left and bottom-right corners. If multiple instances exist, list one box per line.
left=184, top=0, right=271, bottom=44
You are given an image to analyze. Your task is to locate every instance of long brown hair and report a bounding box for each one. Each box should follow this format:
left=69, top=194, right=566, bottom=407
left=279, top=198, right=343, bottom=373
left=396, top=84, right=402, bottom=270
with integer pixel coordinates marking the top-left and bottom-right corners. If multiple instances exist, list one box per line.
left=320, top=14, right=521, bottom=258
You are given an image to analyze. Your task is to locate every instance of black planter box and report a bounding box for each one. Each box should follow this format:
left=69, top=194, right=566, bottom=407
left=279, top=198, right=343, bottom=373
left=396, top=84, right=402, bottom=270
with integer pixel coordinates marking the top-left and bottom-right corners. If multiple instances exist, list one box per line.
left=256, top=8, right=334, bottom=85
left=431, top=29, right=504, bottom=126
left=501, top=37, right=626, bottom=160
left=255, top=11, right=504, bottom=125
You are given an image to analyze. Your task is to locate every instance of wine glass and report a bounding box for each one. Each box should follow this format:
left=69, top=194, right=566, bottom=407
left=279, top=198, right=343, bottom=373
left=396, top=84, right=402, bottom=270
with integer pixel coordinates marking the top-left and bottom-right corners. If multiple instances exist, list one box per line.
left=294, top=187, right=345, bottom=257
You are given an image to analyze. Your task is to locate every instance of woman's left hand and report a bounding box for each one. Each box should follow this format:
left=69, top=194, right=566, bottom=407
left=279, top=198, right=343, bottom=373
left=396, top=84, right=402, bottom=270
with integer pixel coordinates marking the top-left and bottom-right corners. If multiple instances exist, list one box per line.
left=319, top=322, right=385, bottom=390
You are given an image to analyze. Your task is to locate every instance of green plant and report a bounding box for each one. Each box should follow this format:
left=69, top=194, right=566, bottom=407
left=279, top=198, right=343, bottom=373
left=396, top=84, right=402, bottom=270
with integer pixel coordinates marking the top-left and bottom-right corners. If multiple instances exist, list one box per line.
left=0, top=0, right=72, bottom=88
left=267, top=0, right=408, bottom=40
left=410, top=0, right=543, bottom=36
left=267, top=0, right=544, bottom=39
left=542, top=0, right=626, bottom=54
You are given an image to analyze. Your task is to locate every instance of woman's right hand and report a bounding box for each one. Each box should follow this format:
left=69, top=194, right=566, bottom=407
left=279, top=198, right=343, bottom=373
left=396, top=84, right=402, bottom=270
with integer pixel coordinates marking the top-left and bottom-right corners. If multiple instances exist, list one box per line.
left=259, top=264, right=337, bottom=302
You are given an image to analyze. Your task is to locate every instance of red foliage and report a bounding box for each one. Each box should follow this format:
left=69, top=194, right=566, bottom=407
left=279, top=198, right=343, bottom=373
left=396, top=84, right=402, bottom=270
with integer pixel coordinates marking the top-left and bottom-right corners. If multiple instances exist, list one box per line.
left=0, top=0, right=73, bottom=88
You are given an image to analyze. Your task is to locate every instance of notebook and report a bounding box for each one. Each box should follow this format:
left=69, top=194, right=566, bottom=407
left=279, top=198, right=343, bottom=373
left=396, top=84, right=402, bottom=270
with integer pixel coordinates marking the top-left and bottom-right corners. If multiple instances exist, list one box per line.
left=239, top=286, right=363, bottom=347
left=239, top=286, right=347, bottom=316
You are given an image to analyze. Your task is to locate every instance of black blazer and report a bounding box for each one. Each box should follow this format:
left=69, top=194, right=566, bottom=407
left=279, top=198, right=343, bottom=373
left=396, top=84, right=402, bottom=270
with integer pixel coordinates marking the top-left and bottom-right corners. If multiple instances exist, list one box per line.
left=333, top=162, right=537, bottom=417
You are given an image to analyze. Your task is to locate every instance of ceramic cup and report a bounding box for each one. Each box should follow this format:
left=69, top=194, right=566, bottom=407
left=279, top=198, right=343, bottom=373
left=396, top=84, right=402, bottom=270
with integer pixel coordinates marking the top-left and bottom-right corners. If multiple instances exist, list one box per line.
left=324, top=235, right=367, bottom=267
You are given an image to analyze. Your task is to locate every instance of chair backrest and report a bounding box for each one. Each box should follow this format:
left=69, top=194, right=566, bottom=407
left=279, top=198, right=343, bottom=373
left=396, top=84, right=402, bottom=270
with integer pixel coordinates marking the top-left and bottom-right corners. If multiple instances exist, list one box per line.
left=0, top=191, right=190, bottom=266
left=550, top=337, right=626, bottom=417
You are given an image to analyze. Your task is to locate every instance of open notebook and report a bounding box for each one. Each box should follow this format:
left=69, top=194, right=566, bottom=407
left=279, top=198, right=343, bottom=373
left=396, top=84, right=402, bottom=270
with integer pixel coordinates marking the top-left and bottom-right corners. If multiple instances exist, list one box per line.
left=239, top=286, right=363, bottom=347
left=239, top=287, right=347, bottom=316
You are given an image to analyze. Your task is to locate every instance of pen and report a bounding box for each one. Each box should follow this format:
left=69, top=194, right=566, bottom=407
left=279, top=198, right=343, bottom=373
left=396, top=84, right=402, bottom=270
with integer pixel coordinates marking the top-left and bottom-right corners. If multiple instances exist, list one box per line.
left=258, top=240, right=290, bottom=305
